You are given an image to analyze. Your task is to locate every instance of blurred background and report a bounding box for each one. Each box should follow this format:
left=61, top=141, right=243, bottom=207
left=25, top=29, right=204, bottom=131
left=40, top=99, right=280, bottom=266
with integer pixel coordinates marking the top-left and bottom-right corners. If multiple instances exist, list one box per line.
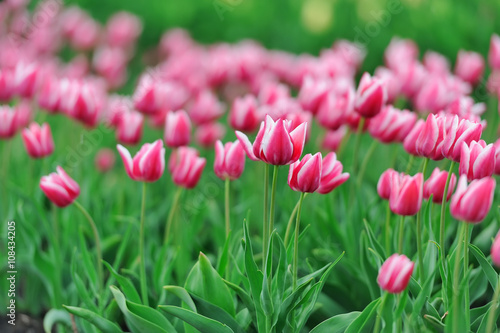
left=60, top=0, right=500, bottom=92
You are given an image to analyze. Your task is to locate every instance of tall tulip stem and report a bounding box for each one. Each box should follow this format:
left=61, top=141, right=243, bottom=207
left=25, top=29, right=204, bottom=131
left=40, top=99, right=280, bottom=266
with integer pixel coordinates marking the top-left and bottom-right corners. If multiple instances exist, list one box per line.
left=164, top=186, right=184, bottom=245
left=374, top=293, right=389, bottom=333
left=352, top=117, right=366, bottom=176
left=464, top=223, right=471, bottom=329
left=415, top=157, right=429, bottom=282
left=284, top=193, right=308, bottom=247
left=292, top=192, right=305, bottom=290
left=486, top=275, right=500, bottom=333
left=269, top=165, right=279, bottom=237
left=398, top=215, right=405, bottom=254
left=139, top=182, right=148, bottom=306
left=262, top=164, right=269, bottom=269
left=385, top=202, right=391, bottom=254
left=452, top=222, right=466, bottom=332
left=225, top=178, right=231, bottom=239
left=440, top=161, right=456, bottom=259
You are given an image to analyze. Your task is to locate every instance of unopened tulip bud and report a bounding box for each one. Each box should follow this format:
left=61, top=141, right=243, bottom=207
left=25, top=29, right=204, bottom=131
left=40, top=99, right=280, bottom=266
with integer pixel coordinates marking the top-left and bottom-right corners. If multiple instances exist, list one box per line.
left=95, top=148, right=115, bottom=173
left=459, top=140, right=495, bottom=181
left=288, top=153, right=322, bottom=193
left=168, top=146, right=206, bottom=189
left=117, top=139, right=165, bottom=182
left=354, top=72, right=387, bottom=118
left=164, top=110, right=191, bottom=148
left=40, top=166, right=80, bottom=207
left=195, top=122, right=226, bottom=149
left=389, top=172, right=423, bottom=216
left=450, top=175, right=496, bottom=223
left=21, top=123, right=54, bottom=158
left=423, top=168, right=457, bottom=204
left=378, top=168, right=397, bottom=200
left=377, top=254, right=414, bottom=294
left=214, top=140, right=246, bottom=181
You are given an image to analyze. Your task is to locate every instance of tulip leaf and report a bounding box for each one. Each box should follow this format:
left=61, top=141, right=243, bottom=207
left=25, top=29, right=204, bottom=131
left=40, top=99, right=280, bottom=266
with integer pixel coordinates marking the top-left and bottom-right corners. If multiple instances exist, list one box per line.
left=164, top=285, right=197, bottom=312
left=345, top=298, right=381, bottom=333
left=159, top=306, right=234, bottom=333
left=43, top=308, right=73, bottom=333
left=103, top=261, right=141, bottom=304
left=223, top=279, right=257, bottom=324
left=63, top=305, right=123, bottom=333
left=189, top=293, right=246, bottom=333
left=469, top=243, right=499, bottom=289
left=310, top=311, right=361, bottom=333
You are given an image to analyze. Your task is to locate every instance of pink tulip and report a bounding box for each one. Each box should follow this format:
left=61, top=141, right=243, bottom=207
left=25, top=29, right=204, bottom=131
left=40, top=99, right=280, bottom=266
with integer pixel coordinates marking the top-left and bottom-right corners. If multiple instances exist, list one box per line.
left=105, top=11, right=142, bottom=48
left=450, top=175, right=496, bottom=223
left=441, top=115, right=483, bottom=162
left=368, top=106, right=417, bottom=143
left=38, top=76, right=63, bottom=113
left=489, top=34, right=500, bottom=70
left=389, top=172, right=423, bottom=216
left=395, top=60, right=427, bottom=98
left=164, top=110, right=191, bottom=148
left=459, top=140, right=495, bottom=181
left=258, top=81, right=290, bottom=106
left=236, top=115, right=307, bottom=166
left=423, top=168, right=457, bottom=204
left=61, top=80, right=104, bottom=127
left=494, top=140, right=500, bottom=176
left=423, top=51, right=450, bottom=75
left=316, top=89, right=354, bottom=130
left=14, top=61, right=39, bottom=98
left=168, top=147, right=206, bottom=189
left=0, top=69, right=14, bottom=102
left=321, top=126, right=347, bottom=152
left=403, top=119, right=425, bottom=156
left=415, top=114, right=446, bottom=161
left=14, top=100, right=32, bottom=129
left=317, top=152, right=349, bottom=194
left=455, top=50, right=485, bottom=85
left=229, top=95, right=261, bottom=132
left=378, top=168, right=397, bottom=200
left=491, top=230, right=500, bottom=267
left=413, top=75, right=450, bottom=113
left=21, top=123, right=54, bottom=158
left=0, top=106, right=18, bottom=139
left=105, top=95, right=133, bottom=127
left=384, top=38, right=419, bottom=71
left=40, top=166, right=80, bottom=207
left=297, top=76, right=330, bottom=114
left=214, top=140, right=246, bottom=181
left=133, top=74, right=165, bottom=115
left=93, top=47, right=128, bottom=88
left=95, top=148, right=115, bottom=173
left=354, top=72, right=387, bottom=118
left=288, top=153, right=322, bottom=193
left=195, top=122, right=226, bottom=149
left=377, top=254, right=414, bottom=294
left=117, top=139, right=165, bottom=182
left=69, top=17, right=100, bottom=51
left=116, top=111, right=143, bottom=145
left=374, top=67, right=401, bottom=103
left=188, top=91, right=224, bottom=125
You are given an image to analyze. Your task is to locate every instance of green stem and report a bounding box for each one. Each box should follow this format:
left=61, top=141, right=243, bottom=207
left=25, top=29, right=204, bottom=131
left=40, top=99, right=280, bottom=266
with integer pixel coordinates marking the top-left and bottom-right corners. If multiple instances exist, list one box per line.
left=440, top=161, right=456, bottom=260
left=164, top=186, right=183, bottom=245
left=486, top=275, right=500, bottom=333
left=52, top=204, right=63, bottom=308
left=269, top=165, right=279, bottom=237
left=398, top=215, right=405, bottom=254
left=452, top=223, right=466, bottom=333
left=385, top=202, right=391, bottom=254
left=139, top=182, right=148, bottom=306
left=292, top=193, right=305, bottom=290
left=405, top=155, right=415, bottom=174
left=421, top=157, right=429, bottom=177
left=356, top=140, right=378, bottom=188
left=416, top=210, right=425, bottom=283
left=225, top=178, right=231, bottom=239
left=374, top=293, right=388, bottom=333
left=74, top=201, right=103, bottom=295
left=263, top=164, right=269, bottom=270
left=351, top=117, right=366, bottom=176
left=284, top=193, right=308, bottom=247
left=464, top=223, right=471, bottom=330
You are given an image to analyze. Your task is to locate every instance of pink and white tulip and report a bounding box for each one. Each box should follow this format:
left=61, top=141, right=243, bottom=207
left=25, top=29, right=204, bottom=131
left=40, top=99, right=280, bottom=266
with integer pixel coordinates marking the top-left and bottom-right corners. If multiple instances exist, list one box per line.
left=423, top=168, right=457, bottom=204
left=164, top=110, right=191, bottom=148
left=21, top=123, right=54, bottom=158
left=117, top=140, right=165, bottom=182
left=459, top=140, right=495, bottom=181
left=40, top=166, right=80, bottom=207
left=354, top=72, right=387, bottom=118
left=450, top=175, right=496, bottom=223
left=214, top=140, right=246, bottom=181
left=389, top=172, right=423, bottom=216
left=377, top=254, right=414, bottom=294
left=168, top=147, right=206, bottom=189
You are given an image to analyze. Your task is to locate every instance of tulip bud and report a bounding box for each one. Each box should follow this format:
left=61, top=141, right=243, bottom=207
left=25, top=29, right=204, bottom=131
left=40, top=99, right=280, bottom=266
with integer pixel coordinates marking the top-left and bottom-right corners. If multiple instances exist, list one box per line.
left=377, top=254, right=414, bottom=294
left=415, top=114, right=446, bottom=161
left=168, top=146, right=206, bottom=189
left=195, top=122, right=226, bottom=149
left=117, top=139, right=165, bottom=182
left=389, top=172, right=423, bottom=216
left=354, top=72, right=387, bottom=118
left=403, top=119, right=424, bottom=156
left=14, top=61, right=39, bottom=99
left=229, top=95, right=261, bottom=132
left=321, top=126, right=348, bottom=152
left=450, top=175, right=495, bottom=223
left=164, top=110, right=191, bottom=148
left=378, top=168, right=397, bottom=200
left=214, top=140, right=246, bottom=181
left=0, top=70, right=14, bottom=102
left=95, top=148, right=115, bottom=173
left=40, top=166, right=80, bottom=207
left=188, top=90, right=224, bottom=125
left=423, top=168, right=457, bottom=204
left=317, top=152, right=349, bottom=194
left=21, top=123, right=54, bottom=158
left=455, top=50, right=485, bottom=85
left=423, top=51, right=450, bottom=75
left=316, top=90, right=353, bottom=131
left=116, top=111, right=143, bottom=145
left=459, top=140, right=495, bottom=181
left=489, top=34, right=500, bottom=70
left=441, top=116, right=482, bottom=162
left=0, top=106, right=18, bottom=139
left=288, top=153, right=322, bottom=193
left=105, top=11, right=142, bottom=48
left=297, top=76, right=330, bottom=114
left=368, top=106, right=417, bottom=143
left=491, top=230, right=500, bottom=267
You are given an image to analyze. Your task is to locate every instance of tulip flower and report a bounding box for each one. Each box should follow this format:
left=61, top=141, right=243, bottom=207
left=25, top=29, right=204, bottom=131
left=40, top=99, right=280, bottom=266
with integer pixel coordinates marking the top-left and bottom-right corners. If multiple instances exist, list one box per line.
left=229, top=95, right=261, bottom=132
left=61, top=79, right=104, bottom=127
left=423, top=51, right=450, bottom=75
left=368, top=106, right=417, bottom=143
left=413, top=75, right=450, bottom=113
left=105, top=11, right=142, bottom=48
left=116, top=111, right=143, bottom=145
left=0, top=106, right=18, bottom=139
left=377, top=254, right=414, bottom=294
left=40, top=166, right=80, bottom=207
left=288, top=153, right=322, bottom=193
left=354, top=72, right=387, bottom=118
left=214, top=140, right=246, bottom=181
left=188, top=90, right=224, bottom=125
left=0, top=70, right=14, bottom=102
left=384, top=38, right=419, bottom=71
left=105, top=95, right=133, bottom=127
left=168, top=147, right=206, bottom=189
left=321, top=126, right=348, bottom=152
left=117, top=139, right=165, bottom=182
left=374, top=67, right=401, bottom=103
left=403, top=119, right=424, bottom=156
left=423, top=168, right=457, bottom=204
left=455, top=50, right=485, bottom=85
left=38, top=76, right=63, bottom=113
left=236, top=115, right=307, bottom=166
left=317, top=152, right=350, bottom=194
left=164, top=110, right=191, bottom=148
left=378, top=168, right=397, bottom=200
left=450, top=175, right=496, bottom=223
left=489, top=34, right=500, bottom=70
left=441, top=116, right=482, bottom=162
left=195, top=122, right=226, bottom=149
left=14, top=61, right=39, bottom=99
left=491, top=230, right=500, bottom=267
left=21, top=123, right=54, bottom=158
left=459, top=140, right=495, bottom=181
left=95, top=148, right=115, bottom=173
left=316, top=90, right=354, bottom=131
left=258, top=81, right=290, bottom=106
left=415, top=114, right=446, bottom=161
left=389, top=172, right=423, bottom=216
left=297, top=76, right=330, bottom=114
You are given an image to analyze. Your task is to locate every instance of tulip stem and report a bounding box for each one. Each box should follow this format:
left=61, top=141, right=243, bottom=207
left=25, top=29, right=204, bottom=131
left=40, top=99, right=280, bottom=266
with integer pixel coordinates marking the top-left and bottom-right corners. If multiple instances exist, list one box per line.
left=452, top=222, right=466, bottom=333
left=464, top=223, right=471, bottom=329
left=284, top=193, right=308, bottom=247
left=293, top=192, right=305, bottom=290
left=486, top=274, right=500, bottom=333
left=351, top=117, right=366, bottom=176
left=385, top=202, right=391, bottom=254
left=356, top=140, right=378, bottom=189
left=164, top=186, right=183, bottom=245
left=262, top=164, right=269, bottom=270
left=74, top=200, right=103, bottom=297
left=139, top=182, right=148, bottom=306
left=439, top=161, right=456, bottom=260
left=269, top=165, right=279, bottom=236
left=398, top=215, right=405, bottom=254
left=416, top=207, right=425, bottom=283
left=405, top=155, right=415, bottom=174
left=225, top=178, right=231, bottom=239
left=374, top=293, right=388, bottom=333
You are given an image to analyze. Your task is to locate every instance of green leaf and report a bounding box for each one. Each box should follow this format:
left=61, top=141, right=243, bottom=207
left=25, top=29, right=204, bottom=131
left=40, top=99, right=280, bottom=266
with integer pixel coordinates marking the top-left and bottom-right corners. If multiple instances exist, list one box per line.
left=43, top=309, right=72, bottom=333
left=185, top=252, right=235, bottom=317
left=110, top=285, right=175, bottom=333
left=310, top=311, right=361, bottom=333
left=469, top=243, right=499, bottom=289
left=260, top=231, right=274, bottom=317
left=63, top=305, right=123, bottom=333
left=164, top=285, right=197, bottom=311
left=223, top=279, right=257, bottom=324
left=71, top=250, right=98, bottom=312
left=217, top=230, right=231, bottom=277
left=78, top=227, right=98, bottom=295
left=103, top=261, right=141, bottom=304
left=190, top=293, right=246, bottom=333
left=363, top=219, right=386, bottom=259
left=159, top=306, right=234, bottom=333
left=411, top=265, right=437, bottom=319
left=345, top=298, right=381, bottom=333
